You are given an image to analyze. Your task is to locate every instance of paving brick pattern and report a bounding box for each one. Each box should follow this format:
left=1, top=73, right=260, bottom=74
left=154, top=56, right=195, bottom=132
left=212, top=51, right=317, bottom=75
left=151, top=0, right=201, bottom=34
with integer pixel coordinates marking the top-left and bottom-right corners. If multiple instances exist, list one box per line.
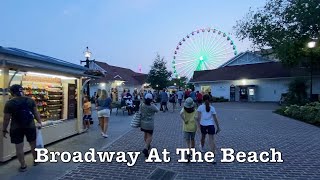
left=59, top=103, right=320, bottom=180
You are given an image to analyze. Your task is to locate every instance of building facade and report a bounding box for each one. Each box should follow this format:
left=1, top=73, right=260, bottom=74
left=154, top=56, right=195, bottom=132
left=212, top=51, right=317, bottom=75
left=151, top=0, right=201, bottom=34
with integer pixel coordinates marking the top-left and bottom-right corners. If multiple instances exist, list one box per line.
left=88, top=61, right=147, bottom=100
left=192, top=51, right=320, bottom=102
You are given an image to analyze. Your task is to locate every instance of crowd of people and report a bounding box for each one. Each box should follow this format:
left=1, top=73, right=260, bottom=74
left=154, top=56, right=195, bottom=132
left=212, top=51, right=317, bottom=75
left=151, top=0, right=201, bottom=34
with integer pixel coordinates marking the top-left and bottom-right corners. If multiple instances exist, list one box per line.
left=2, top=84, right=220, bottom=172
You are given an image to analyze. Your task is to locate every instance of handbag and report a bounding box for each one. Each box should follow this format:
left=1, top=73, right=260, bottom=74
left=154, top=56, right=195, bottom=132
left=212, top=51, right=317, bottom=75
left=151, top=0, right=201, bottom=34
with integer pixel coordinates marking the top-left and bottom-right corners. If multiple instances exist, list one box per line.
left=131, top=112, right=142, bottom=128
left=36, top=128, right=44, bottom=148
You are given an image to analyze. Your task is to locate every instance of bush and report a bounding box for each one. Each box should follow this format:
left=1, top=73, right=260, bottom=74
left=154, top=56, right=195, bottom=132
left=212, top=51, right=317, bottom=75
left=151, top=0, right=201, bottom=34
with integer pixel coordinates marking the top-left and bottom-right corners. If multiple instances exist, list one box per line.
left=212, top=96, right=229, bottom=102
left=276, top=102, right=320, bottom=126
left=284, top=78, right=309, bottom=105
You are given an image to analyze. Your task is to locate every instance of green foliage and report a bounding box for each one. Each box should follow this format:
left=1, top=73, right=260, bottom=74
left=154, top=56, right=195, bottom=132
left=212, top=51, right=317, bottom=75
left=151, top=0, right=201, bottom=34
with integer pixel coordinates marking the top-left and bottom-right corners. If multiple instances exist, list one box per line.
left=212, top=96, right=229, bottom=103
left=147, top=54, right=172, bottom=90
left=277, top=102, right=320, bottom=126
left=284, top=78, right=309, bottom=105
left=235, top=0, right=320, bottom=67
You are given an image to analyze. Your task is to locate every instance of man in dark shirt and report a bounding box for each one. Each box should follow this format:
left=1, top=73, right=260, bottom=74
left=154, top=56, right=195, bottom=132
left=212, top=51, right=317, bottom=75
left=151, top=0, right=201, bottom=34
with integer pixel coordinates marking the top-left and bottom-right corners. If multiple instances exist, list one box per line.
left=2, top=84, right=42, bottom=172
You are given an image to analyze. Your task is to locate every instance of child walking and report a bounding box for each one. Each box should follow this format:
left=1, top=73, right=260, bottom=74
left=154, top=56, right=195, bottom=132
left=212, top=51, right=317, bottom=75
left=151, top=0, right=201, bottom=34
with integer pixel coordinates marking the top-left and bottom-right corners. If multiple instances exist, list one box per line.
left=180, top=97, right=197, bottom=162
left=83, top=96, right=92, bottom=131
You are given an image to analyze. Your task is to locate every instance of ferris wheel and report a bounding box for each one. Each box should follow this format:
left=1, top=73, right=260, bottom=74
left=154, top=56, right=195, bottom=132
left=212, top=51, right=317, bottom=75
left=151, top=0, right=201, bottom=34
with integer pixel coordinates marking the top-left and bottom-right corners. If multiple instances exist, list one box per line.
left=172, top=27, right=238, bottom=79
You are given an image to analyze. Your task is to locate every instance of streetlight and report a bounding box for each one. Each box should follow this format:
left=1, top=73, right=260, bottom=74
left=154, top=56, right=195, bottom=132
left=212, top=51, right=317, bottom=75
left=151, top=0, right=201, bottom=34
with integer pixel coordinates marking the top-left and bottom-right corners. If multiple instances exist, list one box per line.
left=81, top=47, right=95, bottom=97
left=307, top=39, right=317, bottom=100
left=307, top=41, right=316, bottom=48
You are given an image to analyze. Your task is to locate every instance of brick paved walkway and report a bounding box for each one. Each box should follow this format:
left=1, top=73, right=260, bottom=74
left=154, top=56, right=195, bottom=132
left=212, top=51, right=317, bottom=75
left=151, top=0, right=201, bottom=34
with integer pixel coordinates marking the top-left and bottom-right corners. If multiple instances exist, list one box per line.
left=60, top=103, right=320, bottom=180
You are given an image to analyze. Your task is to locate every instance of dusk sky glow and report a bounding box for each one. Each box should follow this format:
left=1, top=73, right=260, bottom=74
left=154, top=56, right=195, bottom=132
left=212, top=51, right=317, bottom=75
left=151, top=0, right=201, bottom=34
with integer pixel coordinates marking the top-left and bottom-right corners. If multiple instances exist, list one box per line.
left=1, top=0, right=266, bottom=73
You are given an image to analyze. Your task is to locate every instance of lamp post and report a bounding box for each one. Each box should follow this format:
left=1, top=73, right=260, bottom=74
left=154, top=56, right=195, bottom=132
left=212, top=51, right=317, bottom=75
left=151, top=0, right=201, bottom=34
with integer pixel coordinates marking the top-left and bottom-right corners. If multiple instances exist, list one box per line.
left=81, top=47, right=94, bottom=97
left=307, top=40, right=316, bottom=100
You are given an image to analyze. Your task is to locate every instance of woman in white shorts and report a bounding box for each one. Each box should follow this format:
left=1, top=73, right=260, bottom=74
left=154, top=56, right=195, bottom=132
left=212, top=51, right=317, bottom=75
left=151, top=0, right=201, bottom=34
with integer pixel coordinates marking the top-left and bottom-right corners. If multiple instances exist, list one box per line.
left=96, top=90, right=112, bottom=138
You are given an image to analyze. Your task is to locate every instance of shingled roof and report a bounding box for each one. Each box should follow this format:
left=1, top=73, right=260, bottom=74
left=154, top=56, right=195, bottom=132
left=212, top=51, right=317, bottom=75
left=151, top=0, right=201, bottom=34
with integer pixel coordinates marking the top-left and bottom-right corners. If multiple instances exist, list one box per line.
left=192, top=62, right=313, bottom=83
left=93, top=61, right=147, bottom=85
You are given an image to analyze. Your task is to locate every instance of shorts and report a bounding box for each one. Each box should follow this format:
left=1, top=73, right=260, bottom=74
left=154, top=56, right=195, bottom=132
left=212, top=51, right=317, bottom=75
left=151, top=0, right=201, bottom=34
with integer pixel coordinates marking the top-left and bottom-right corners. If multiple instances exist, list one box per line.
left=200, top=125, right=215, bottom=135
left=184, top=132, right=196, bottom=140
left=83, top=115, right=92, bottom=121
left=161, top=102, right=167, bottom=106
left=141, top=128, right=154, bottom=135
left=97, top=109, right=111, bottom=118
left=10, top=127, right=37, bottom=144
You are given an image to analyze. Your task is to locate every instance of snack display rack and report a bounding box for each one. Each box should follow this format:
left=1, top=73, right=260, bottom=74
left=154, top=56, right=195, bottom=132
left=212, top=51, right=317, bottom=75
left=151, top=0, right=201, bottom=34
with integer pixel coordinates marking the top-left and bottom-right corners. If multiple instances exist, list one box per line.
left=23, top=83, right=63, bottom=122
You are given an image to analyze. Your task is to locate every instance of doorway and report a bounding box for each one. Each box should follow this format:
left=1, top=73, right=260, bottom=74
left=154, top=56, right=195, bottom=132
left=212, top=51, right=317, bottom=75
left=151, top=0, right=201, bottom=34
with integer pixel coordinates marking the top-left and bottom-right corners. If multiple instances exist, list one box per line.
left=239, top=86, right=248, bottom=101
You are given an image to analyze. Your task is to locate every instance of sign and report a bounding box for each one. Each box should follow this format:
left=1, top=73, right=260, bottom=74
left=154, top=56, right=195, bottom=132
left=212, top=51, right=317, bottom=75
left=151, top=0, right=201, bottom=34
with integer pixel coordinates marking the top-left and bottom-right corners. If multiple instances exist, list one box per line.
left=68, top=84, right=76, bottom=119
left=22, top=75, right=61, bottom=83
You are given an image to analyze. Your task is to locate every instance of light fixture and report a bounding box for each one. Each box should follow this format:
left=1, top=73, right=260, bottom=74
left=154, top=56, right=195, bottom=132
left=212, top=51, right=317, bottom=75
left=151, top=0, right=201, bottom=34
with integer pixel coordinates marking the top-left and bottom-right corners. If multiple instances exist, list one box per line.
left=100, top=83, right=106, bottom=87
left=241, top=79, right=247, bottom=85
left=84, top=47, right=91, bottom=59
left=307, top=41, right=316, bottom=48
left=27, top=72, right=77, bottom=80
left=174, top=83, right=177, bottom=86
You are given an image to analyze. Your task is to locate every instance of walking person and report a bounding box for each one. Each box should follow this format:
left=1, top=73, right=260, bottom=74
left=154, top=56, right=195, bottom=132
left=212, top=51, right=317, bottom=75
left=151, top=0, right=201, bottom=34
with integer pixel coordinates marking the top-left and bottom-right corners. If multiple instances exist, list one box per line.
left=169, top=91, right=177, bottom=112
left=2, top=84, right=42, bottom=172
left=180, top=97, right=197, bottom=162
left=196, top=91, right=203, bottom=106
left=190, top=89, right=197, bottom=104
left=96, top=90, right=112, bottom=138
left=197, top=94, right=221, bottom=164
left=177, top=88, right=184, bottom=107
left=160, top=88, right=168, bottom=112
left=140, top=93, right=159, bottom=157
left=83, top=96, right=92, bottom=131
left=95, top=89, right=101, bottom=126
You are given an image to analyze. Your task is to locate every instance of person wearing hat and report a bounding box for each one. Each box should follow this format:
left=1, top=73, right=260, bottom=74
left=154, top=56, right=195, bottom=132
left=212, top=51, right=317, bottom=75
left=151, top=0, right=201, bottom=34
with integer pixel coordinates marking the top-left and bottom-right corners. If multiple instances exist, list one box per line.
left=2, top=84, right=42, bottom=172
left=140, top=93, right=159, bottom=157
left=180, top=97, right=198, bottom=162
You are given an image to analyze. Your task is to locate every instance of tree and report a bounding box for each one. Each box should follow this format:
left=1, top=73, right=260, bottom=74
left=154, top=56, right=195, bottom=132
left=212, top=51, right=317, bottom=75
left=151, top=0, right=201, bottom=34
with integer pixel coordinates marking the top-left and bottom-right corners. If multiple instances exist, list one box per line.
left=235, top=0, right=320, bottom=98
left=285, top=78, right=309, bottom=105
left=147, top=54, right=172, bottom=90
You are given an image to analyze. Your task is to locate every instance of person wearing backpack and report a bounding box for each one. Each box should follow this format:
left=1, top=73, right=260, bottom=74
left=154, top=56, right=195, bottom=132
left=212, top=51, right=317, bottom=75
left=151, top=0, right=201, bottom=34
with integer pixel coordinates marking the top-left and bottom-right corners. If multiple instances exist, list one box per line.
left=169, top=91, right=177, bottom=112
left=2, top=84, right=42, bottom=172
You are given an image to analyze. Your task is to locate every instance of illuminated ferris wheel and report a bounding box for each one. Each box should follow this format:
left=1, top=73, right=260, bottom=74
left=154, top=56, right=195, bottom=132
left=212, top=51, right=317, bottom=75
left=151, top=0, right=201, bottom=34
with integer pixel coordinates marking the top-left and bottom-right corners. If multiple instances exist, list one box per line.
left=172, top=27, right=238, bottom=79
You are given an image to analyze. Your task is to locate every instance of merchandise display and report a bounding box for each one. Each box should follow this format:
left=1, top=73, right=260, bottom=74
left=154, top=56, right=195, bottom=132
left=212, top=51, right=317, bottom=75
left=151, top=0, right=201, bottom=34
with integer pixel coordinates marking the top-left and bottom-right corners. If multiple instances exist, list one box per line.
left=23, top=83, right=64, bottom=122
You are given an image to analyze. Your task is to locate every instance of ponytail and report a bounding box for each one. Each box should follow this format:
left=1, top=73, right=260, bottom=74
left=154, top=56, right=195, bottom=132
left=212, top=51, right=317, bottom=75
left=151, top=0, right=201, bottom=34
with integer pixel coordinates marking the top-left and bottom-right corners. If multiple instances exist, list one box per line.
left=205, top=100, right=210, bottom=112
left=203, top=94, right=211, bottom=112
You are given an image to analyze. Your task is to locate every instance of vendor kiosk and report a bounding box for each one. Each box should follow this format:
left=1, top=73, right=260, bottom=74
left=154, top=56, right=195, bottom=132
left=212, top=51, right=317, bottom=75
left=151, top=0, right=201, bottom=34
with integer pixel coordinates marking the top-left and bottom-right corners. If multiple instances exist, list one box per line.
left=0, top=47, right=89, bottom=162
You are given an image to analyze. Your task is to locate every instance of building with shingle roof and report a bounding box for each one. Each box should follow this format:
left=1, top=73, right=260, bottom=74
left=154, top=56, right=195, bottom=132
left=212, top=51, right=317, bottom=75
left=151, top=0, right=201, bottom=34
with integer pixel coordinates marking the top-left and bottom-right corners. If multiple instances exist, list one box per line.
left=89, top=61, right=148, bottom=99
left=191, top=51, right=320, bottom=102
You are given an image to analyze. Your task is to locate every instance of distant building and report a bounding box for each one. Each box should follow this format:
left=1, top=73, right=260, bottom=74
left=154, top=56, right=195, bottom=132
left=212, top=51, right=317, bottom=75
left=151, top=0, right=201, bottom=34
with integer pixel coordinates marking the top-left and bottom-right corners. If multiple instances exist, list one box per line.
left=191, top=51, right=320, bottom=102
left=89, top=61, right=147, bottom=99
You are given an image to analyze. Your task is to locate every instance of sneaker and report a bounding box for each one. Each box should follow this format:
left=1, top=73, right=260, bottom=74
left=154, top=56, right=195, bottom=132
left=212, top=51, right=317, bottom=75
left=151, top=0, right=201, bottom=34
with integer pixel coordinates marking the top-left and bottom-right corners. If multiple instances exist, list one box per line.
left=103, top=134, right=109, bottom=138
left=142, top=149, right=149, bottom=157
left=19, top=166, right=27, bottom=172
left=199, top=144, right=204, bottom=153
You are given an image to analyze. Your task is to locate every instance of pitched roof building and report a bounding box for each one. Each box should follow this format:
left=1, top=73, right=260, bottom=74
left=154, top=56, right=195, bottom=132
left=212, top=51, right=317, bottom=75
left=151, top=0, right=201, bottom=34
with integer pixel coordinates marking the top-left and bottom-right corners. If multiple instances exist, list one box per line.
left=88, top=61, right=148, bottom=97
left=191, top=51, right=320, bottom=102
